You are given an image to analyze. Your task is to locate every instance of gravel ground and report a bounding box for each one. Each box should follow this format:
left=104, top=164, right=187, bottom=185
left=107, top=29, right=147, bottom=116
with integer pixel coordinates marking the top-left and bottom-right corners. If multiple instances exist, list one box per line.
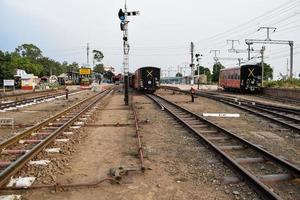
left=0, top=91, right=261, bottom=200
left=205, top=90, right=300, bottom=109
left=157, top=89, right=300, bottom=167
left=0, top=90, right=97, bottom=142
left=157, top=89, right=300, bottom=200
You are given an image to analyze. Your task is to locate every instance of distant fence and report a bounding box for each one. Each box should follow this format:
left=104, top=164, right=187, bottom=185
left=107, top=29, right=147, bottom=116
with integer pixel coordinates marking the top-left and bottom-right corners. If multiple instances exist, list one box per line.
left=263, top=88, right=300, bottom=101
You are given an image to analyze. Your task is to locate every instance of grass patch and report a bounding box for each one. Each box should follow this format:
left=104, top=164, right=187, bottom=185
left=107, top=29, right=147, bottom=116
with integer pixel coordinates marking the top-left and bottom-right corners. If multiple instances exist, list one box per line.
left=264, top=78, right=300, bottom=88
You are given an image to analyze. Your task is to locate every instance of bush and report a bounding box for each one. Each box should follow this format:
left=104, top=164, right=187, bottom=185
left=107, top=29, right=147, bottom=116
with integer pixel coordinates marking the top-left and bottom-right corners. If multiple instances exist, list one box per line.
left=264, top=78, right=300, bottom=88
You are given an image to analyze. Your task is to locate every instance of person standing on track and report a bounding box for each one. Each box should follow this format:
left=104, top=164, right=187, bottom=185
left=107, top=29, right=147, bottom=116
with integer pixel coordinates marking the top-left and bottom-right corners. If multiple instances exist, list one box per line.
left=190, top=87, right=195, bottom=102
left=65, top=87, right=69, bottom=100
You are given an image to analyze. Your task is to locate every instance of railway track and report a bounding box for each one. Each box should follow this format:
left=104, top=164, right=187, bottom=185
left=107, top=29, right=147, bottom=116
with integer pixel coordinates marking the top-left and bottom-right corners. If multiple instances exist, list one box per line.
left=162, top=87, right=300, bottom=134
left=147, top=93, right=300, bottom=200
left=199, top=92, right=300, bottom=134
left=0, top=89, right=63, bottom=100
left=0, top=90, right=82, bottom=111
left=0, top=87, right=113, bottom=188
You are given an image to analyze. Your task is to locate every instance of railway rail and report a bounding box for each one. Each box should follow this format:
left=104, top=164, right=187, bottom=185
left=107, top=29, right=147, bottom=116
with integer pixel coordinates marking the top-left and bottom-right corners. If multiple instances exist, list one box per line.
left=147, top=93, right=300, bottom=200
left=163, top=87, right=300, bottom=134
left=0, top=87, right=113, bottom=188
left=0, top=90, right=81, bottom=111
left=0, top=89, right=63, bottom=100
left=201, top=92, right=300, bottom=133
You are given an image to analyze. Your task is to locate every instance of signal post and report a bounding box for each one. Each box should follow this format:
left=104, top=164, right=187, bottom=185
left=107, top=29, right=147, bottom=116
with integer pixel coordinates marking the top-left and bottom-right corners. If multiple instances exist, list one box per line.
left=118, top=3, right=139, bottom=105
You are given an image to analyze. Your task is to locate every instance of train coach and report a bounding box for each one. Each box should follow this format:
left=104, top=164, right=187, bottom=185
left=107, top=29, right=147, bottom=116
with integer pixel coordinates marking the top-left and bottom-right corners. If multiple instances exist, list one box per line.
left=219, top=63, right=262, bottom=92
left=132, top=66, right=160, bottom=93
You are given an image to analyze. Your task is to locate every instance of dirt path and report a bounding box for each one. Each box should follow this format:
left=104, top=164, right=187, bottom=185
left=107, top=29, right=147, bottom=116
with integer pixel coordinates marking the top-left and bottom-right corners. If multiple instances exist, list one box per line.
left=20, top=93, right=255, bottom=200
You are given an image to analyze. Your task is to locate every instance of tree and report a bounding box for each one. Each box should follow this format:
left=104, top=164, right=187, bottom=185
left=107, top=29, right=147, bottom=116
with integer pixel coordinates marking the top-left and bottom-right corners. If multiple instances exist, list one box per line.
left=103, top=70, right=114, bottom=80
left=211, top=62, right=224, bottom=82
left=175, top=72, right=182, bottom=77
left=260, top=63, right=273, bottom=80
left=195, top=65, right=212, bottom=82
left=15, top=44, right=42, bottom=59
left=10, top=54, right=43, bottom=76
left=0, top=51, right=14, bottom=84
left=93, top=63, right=105, bottom=74
left=93, top=50, right=104, bottom=63
left=37, top=57, right=65, bottom=77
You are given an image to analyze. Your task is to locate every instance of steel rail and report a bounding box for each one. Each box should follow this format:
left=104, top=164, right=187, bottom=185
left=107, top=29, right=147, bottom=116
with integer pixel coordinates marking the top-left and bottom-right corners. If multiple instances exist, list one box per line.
left=202, top=94, right=300, bottom=133
left=162, top=87, right=300, bottom=133
left=0, top=90, right=81, bottom=110
left=0, top=88, right=113, bottom=187
left=132, top=104, right=145, bottom=172
left=0, top=89, right=109, bottom=150
left=0, top=89, right=62, bottom=99
left=147, top=93, right=300, bottom=200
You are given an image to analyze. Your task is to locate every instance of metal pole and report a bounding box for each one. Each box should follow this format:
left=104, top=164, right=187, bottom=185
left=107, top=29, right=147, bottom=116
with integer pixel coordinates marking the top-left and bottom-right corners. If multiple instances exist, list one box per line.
left=261, top=46, right=265, bottom=87
left=289, top=41, right=294, bottom=78
left=190, top=42, right=194, bottom=85
left=122, top=3, right=129, bottom=105
left=87, top=43, right=90, bottom=67
left=247, top=43, right=251, bottom=60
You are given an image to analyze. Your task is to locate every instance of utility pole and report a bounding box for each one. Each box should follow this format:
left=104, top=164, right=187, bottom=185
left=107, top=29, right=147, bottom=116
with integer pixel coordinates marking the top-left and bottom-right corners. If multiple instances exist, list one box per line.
left=286, top=58, right=289, bottom=77
left=118, top=2, right=139, bottom=105
left=227, top=40, right=240, bottom=52
left=261, top=46, right=266, bottom=87
left=289, top=41, right=294, bottom=78
left=247, top=43, right=252, bottom=60
left=245, top=38, right=294, bottom=78
left=210, top=50, right=220, bottom=62
left=190, top=42, right=195, bottom=85
left=87, top=43, right=90, bottom=67
left=195, top=53, right=203, bottom=89
left=258, top=27, right=276, bottom=41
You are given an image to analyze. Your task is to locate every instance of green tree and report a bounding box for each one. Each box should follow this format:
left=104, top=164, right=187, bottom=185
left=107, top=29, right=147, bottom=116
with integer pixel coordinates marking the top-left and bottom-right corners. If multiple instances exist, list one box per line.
left=103, top=70, right=114, bottom=80
left=0, top=51, right=14, bottom=84
left=37, top=57, right=64, bottom=76
left=260, top=63, right=273, bottom=80
left=175, top=72, right=182, bottom=77
left=195, top=65, right=212, bottom=82
left=15, top=44, right=42, bottom=59
left=211, top=62, right=224, bottom=82
left=93, top=63, right=105, bottom=74
left=10, top=54, right=43, bottom=76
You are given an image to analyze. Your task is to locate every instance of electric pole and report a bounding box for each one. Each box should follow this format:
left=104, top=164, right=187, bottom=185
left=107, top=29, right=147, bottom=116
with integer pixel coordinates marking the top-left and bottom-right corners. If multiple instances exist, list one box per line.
left=245, top=37, right=294, bottom=78
left=190, top=42, right=195, bottom=85
left=195, top=53, right=203, bottom=89
left=118, top=2, right=139, bottom=105
left=289, top=41, right=294, bottom=78
left=258, top=27, right=276, bottom=41
left=87, top=43, right=90, bottom=67
left=227, top=40, right=240, bottom=52
left=261, top=46, right=266, bottom=87
left=210, top=50, right=220, bottom=63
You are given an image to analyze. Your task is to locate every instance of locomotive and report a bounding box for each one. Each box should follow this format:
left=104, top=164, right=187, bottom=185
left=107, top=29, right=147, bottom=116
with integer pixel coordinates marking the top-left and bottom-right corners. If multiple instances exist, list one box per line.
left=130, top=66, right=160, bottom=93
left=219, top=63, right=262, bottom=92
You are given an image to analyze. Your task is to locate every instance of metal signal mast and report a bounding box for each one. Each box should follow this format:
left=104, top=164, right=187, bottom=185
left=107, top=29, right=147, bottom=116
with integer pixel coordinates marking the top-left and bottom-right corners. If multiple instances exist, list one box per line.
left=118, top=1, right=140, bottom=105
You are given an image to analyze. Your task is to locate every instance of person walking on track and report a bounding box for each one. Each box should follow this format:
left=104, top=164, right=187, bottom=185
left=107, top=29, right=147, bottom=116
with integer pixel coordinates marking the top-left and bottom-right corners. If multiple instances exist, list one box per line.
left=65, top=87, right=69, bottom=100
left=190, top=87, right=195, bottom=102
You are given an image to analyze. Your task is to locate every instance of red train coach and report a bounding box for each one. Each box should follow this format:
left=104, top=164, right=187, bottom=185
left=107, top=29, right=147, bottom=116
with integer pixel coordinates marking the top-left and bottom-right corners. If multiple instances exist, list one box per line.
left=219, top=64, right=262, bottom=92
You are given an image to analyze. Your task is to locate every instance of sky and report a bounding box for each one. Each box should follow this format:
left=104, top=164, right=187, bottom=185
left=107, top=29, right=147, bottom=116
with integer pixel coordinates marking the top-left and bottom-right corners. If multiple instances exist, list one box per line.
left=0, top=0, right=299, bottom=79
